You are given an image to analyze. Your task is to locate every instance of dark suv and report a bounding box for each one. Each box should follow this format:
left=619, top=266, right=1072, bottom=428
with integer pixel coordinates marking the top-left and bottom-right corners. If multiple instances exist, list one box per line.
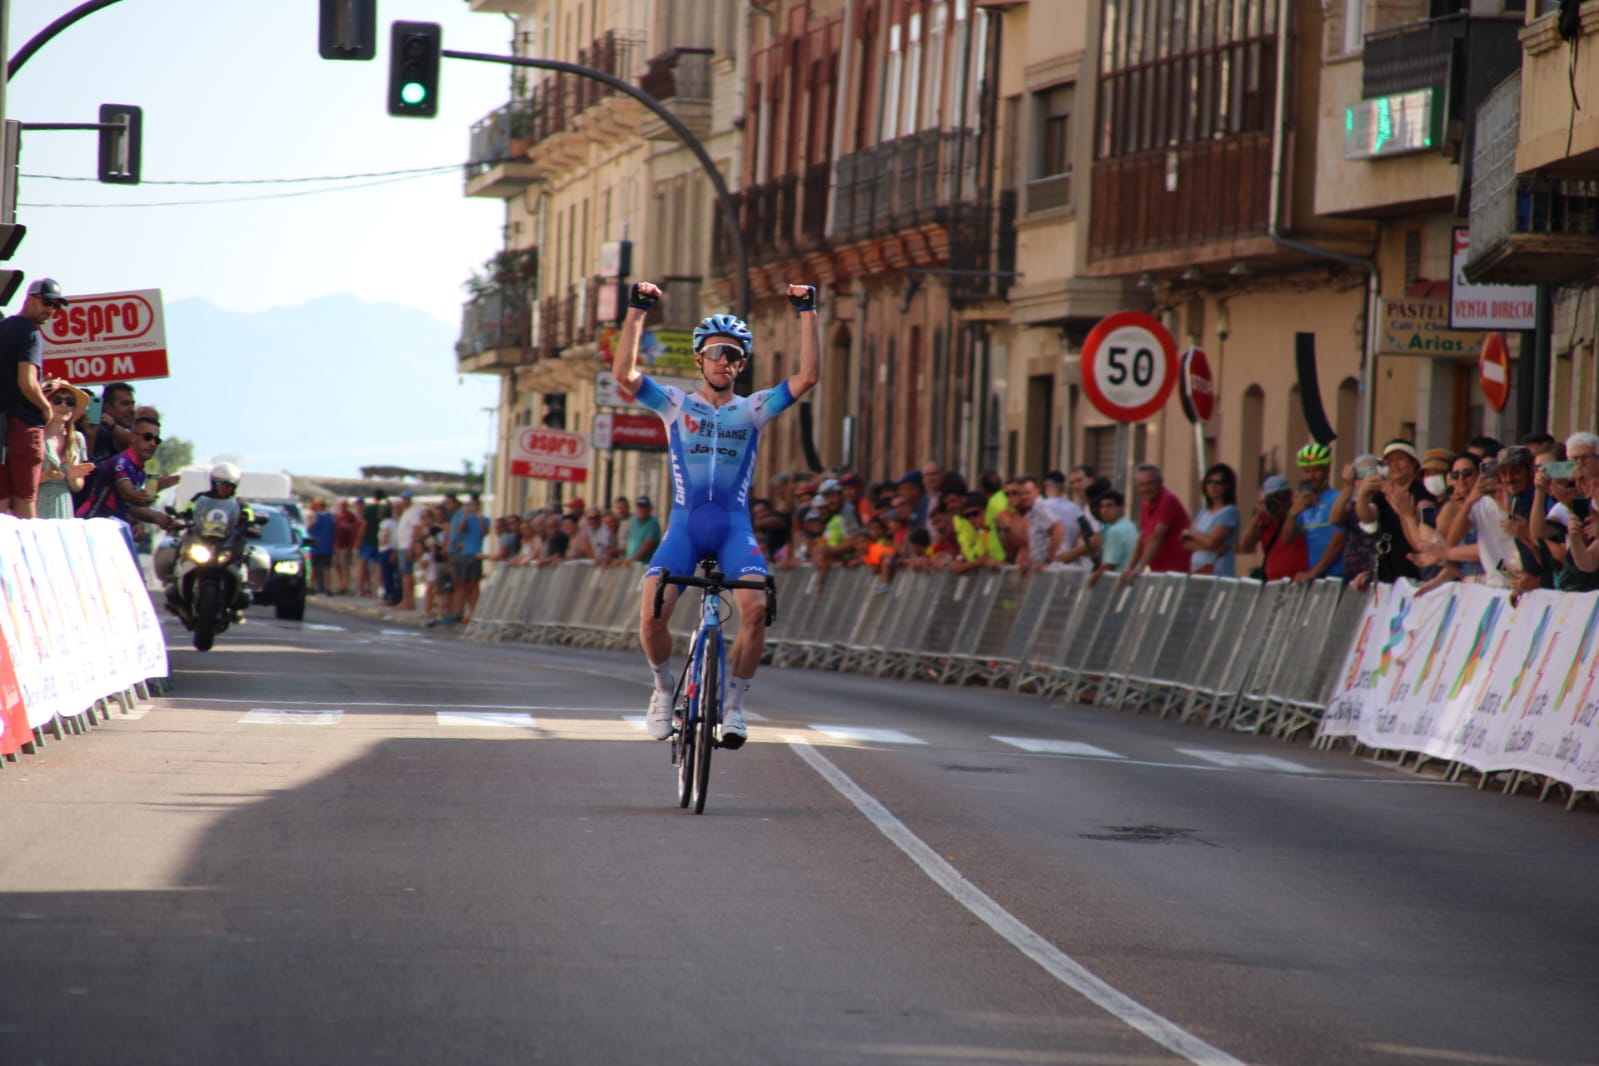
left=246, top=504, right=308, bottom=620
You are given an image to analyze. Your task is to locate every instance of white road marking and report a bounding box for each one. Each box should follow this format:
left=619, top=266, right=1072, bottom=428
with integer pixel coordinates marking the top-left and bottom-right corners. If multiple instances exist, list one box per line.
left=993, top=736, right=1125, bottom=759
left=380, top=629, right=422, bottom=637
left=436, top=711, right=536, bottom=729
left=167, top=697, right=603, bottom=711
left=240, top=709, right=343, bottom=726
left=788, top=740, right=1246, bottom=1066
left=302, top=623, right=347, bottom=632
left=809, top=725, right=927, bottom=745
left=1177, top=749, right=1317, bottom=774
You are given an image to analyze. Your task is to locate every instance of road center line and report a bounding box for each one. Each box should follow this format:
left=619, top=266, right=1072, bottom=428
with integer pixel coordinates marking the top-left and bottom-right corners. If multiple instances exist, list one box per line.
left=787, top=739, right=1246, bottom=1066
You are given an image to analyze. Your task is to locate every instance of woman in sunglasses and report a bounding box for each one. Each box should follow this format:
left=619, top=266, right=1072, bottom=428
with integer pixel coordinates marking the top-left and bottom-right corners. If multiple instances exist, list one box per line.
left=615, top=279, right=820, bottom=749
left=37, top=379, right=95, bottom=520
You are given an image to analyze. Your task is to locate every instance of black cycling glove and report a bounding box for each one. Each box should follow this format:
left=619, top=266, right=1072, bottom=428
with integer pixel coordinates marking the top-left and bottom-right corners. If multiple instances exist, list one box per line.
left=787, top=285, right=818, bottom=313
left=628, top=283, right=659, bottom=311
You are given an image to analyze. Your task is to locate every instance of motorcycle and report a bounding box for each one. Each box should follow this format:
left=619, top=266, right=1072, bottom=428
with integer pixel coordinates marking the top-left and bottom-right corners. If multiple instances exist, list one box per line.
left=153, top=498, right=268, bottom=651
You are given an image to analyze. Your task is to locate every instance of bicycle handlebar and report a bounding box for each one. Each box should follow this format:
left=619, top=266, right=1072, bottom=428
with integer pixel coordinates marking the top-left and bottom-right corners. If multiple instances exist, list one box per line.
left=652, top=572, right=778, bottom=627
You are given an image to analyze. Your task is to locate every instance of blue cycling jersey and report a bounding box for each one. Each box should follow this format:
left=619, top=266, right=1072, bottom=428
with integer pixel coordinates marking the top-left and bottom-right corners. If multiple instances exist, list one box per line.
left=635, top=375, right=796, bottom=511
left=634, top=375, right=796, bottom=579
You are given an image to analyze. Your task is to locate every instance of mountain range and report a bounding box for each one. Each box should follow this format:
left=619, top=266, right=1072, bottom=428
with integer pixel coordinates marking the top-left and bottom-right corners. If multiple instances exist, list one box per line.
left=134, top=294, right=501, bottom=480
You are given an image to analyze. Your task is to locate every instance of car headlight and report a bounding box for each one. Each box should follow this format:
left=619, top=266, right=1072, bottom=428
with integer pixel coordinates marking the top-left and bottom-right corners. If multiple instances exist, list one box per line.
left=186, top=543, right=213, bottom=564
left=273, top=560, right=301, bottom=574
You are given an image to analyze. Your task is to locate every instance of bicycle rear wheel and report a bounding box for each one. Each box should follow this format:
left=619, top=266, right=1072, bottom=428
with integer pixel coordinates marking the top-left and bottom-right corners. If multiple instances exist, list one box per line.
left=692, top=630, right=722, bottom=814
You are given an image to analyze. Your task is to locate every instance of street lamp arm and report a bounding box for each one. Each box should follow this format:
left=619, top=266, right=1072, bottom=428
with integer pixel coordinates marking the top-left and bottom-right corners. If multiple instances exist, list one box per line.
left=8, top=0, right=128, bottom=80
left=441, top=48, right=750, bottom=321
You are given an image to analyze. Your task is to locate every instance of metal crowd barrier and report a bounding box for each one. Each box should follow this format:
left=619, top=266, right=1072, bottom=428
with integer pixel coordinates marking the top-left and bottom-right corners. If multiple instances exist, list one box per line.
left=461, top=562, right=1368, bottom=735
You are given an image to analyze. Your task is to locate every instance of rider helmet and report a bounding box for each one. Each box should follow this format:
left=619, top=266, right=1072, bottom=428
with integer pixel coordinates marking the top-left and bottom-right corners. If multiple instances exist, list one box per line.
left=692, top=313, right=753, bottom=359
left=210, top=462, right=242, bottom=493
left=1295, top=442, right=1332, bottom=467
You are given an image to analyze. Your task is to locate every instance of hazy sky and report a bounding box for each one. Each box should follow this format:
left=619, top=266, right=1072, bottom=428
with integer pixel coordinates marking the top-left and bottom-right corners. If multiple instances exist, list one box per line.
left=2, top=2, right=530, bottom=477
left=4, top=1, right=515, bottom=322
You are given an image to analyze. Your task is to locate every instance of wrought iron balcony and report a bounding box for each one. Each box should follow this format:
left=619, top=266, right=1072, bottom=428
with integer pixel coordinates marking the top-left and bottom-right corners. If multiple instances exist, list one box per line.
left=638, top=47, right=714, bottom=140
left=525, top=31, right=642, bottom=152
left=464, top=99, right=540, bottom=198
left=457, top=283, right=536, bottom=374
left=1465, top=73, right=1599, bottom=286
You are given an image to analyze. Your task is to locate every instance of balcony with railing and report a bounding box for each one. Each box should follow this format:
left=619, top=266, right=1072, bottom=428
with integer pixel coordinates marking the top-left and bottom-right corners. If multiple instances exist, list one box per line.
left=831, top=128, right=982, bottom=245
left=1465, top=72, right=1599, bottom=286
left=710, top=163, right=834, bottom=273
left=457, top=282, right=536, bottom=375
left=1088, top=132, right=1274, bottom=262
left=638, top=47, right=713, bottom=140
left=464, top=98, right=540, bottom=198
left=525, top=31, right=643, bottom=159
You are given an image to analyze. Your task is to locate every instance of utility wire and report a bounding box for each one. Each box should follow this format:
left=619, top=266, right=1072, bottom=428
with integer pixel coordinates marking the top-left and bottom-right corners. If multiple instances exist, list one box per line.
left=19, top=170, right=455, bottom=208
left=20, top=163, right=459, bottom=186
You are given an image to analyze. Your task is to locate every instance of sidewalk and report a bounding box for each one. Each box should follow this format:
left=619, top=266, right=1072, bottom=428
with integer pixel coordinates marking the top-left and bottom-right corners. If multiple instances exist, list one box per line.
left=306, top=592, right=435, bottom=629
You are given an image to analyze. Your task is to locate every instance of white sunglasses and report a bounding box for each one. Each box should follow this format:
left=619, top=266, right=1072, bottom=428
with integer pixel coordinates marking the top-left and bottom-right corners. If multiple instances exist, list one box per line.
left=699, top=343, right=746, bottom=363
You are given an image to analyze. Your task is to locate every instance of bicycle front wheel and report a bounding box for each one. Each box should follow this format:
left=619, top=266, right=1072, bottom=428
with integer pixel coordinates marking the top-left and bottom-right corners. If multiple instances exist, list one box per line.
left=676, top=713, right=694, bottom=809
left=692, top=629, right=722, bottom=814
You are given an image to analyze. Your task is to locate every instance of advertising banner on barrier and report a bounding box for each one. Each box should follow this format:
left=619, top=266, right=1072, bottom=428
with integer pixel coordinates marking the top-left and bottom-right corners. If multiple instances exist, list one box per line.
left=0, top=516, right=168, bottom=732
left=0, top=635, right=25, bottom=757
left=1321, top=582, right=1599, bottom=790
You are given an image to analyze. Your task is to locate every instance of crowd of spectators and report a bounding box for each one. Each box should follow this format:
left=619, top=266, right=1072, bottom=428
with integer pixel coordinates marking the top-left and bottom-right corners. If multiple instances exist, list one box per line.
left=627, top=430, right=1599, bottom=602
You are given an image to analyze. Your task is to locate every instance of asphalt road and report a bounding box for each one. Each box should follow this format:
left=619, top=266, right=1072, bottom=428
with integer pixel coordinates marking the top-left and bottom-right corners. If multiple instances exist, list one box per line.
left=2, top=601, right=1597, bottom=1066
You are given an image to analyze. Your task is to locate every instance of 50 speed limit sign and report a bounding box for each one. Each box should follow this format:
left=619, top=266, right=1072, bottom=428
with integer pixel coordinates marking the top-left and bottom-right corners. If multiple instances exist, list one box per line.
left=1082, top=310, right=1179, bottom=422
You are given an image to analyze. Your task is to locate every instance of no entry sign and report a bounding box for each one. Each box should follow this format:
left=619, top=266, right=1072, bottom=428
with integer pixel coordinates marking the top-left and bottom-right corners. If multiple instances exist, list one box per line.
left=1179, top=346, right=1216, bottom=424
left=1082, top=310, right=1178, bottom=422
left=1479, top=331, right=1510, bottom=413
left=40, top=288, right=169, bottom=384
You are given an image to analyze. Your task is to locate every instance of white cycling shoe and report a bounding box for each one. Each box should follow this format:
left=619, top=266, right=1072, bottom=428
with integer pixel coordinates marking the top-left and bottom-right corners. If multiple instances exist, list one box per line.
left=719, top=707, right=748, bottom=750
left=646, top=688, right=676, bottom=740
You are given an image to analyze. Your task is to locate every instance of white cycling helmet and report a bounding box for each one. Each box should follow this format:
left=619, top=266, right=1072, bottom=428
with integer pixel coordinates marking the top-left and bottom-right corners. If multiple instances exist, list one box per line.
left=209, top=462, right=241, bottom=488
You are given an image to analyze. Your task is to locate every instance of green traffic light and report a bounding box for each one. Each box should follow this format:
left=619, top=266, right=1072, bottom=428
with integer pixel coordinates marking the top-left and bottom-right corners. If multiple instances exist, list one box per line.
left=401, top=81, right=428, bottom=106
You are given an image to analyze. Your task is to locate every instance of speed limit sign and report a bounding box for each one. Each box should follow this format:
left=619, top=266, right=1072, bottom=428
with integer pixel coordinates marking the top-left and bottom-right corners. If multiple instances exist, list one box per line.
left=1081, top=310, right=1179, bottom=422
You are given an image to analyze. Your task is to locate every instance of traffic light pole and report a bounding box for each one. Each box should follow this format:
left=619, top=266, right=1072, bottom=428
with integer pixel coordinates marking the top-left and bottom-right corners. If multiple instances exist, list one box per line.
left=441, top=48, right=749, bottom=322
left=7, top=0, right=125, bottom=79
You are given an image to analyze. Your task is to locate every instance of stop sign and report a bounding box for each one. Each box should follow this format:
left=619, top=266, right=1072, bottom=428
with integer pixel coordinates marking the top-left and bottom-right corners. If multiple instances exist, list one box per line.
left=1479, top=331, right=1509, bottom=412
left=1179, top=347, right=1216, bottom=424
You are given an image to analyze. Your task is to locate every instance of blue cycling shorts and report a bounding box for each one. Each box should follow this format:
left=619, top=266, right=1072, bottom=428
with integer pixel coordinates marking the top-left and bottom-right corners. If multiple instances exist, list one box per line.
left=646, top=503, right=768, bottom=582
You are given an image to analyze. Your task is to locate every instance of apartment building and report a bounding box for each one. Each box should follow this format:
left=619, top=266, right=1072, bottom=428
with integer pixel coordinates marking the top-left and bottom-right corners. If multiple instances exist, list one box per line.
left=457, top=0, right=1597, bottom=517
left=457, top=0, right=743, bottom=513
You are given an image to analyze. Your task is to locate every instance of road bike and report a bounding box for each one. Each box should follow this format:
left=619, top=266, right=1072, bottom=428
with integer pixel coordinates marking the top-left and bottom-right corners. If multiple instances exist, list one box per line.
left=652, top=558, right=776, bottom=813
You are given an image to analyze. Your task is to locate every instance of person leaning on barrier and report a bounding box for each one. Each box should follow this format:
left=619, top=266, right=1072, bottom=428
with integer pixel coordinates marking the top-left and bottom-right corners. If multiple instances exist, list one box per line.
left=952, top=491, right=1006, bottom=572
left=1444, top=446, right=1532, bottom=592
left=1407, top=453, right=1487, bottom=594
left=1089, top=489, right=1139, bottom=587
left=1119, top=464, right=1192, bottom=587
left=1281, top=443, right=1347, bottom=584
left=1181, top=462, right=1240, bottom=577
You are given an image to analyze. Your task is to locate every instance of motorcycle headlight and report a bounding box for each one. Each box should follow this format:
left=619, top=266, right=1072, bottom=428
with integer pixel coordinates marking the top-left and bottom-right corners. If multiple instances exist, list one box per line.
left=273, top=560, right=301, bottom=574
left=186, top=543, right=213, bottom=564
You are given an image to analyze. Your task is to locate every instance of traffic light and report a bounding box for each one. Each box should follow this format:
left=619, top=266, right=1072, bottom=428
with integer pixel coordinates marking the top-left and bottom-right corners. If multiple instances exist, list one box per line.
left=319, top=0, right=377, bottom=60
left=97, top=104, right=142, bottom=185
left=388, top=21, right=441, bottom=117
left=0, top=223, right=25, bottom=307
left=541, top=392, right=567, bottom=429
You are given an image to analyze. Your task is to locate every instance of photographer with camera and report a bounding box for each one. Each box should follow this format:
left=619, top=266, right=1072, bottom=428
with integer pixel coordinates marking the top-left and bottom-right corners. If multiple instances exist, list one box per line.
left=1349, top=440, right=1437, bottom=586
left=1532, top=433, right=1599, bottom=591
left=1237, top=475, right=1306, bottom=581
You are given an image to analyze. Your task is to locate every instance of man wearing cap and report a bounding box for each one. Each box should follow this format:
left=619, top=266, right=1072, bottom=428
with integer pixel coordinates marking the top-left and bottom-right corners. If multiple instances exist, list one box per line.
left=1239, top=475, right=1309, bottom=581
left=1352, top=439, right=1437, bottom=584
left=1281, top=442, right=1346, bottom=583
left=621, top=495, right=661, bottom=567
left=0, top=279, right=69, bottom=517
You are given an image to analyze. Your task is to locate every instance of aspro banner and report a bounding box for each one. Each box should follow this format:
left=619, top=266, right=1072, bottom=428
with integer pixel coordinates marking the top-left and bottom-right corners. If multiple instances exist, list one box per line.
left=1322, top=581, right=1599, bottom=789
left=0, top=516, right=167, bottom=733
left=40, top=288, right=170, bottom=384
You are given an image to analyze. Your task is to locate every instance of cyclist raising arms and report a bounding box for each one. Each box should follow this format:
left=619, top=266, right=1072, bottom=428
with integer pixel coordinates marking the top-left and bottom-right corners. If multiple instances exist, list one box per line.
left=614, top=280, right=820, bottom=748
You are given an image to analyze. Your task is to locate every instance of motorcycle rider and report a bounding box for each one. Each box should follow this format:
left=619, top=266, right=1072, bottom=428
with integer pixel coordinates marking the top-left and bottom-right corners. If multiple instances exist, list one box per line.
left=168, top=462, right=258, bottom=618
